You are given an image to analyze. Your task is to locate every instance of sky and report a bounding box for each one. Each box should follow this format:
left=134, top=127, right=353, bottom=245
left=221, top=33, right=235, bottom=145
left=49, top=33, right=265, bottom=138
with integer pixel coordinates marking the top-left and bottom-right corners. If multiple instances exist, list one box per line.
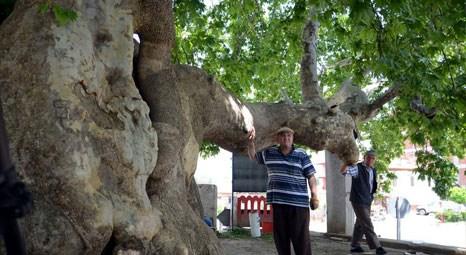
left=195, top=149, right=233, bottom=193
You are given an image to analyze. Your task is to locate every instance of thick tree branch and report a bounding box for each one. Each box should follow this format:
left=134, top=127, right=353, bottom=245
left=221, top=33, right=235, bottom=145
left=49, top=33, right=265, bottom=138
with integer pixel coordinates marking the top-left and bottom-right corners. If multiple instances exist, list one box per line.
left=245, top=102, right=358, bottom=163
left=410, top=96, right=436, bottom=119
left=328, top=81, right=401, bottom=122
left=370, top=1, right=385, bottom=57
left=320, top=58, right=352, bottom=76
left=359, top=83, right=401, bottom=121
left=300, top=17, right=321, bottom=101
left=327, top=80, right=369, bottom=118
left=135, top=0, right=175, bottom=80
left=146, top=65, right=359, bottom=164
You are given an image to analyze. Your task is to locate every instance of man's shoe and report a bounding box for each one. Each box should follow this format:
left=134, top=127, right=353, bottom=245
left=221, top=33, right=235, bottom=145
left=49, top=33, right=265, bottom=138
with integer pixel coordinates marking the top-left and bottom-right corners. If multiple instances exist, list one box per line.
left=350, top=246, right=364, bottom=253
left=376, top=247, right=387, bottom=254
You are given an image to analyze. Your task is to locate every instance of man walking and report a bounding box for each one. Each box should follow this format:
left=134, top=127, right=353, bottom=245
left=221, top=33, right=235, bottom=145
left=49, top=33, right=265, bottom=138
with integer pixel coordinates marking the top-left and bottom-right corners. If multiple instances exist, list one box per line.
left=248, top=126, right=319, bottom=255
left=340, top=150, right=386, bottom=254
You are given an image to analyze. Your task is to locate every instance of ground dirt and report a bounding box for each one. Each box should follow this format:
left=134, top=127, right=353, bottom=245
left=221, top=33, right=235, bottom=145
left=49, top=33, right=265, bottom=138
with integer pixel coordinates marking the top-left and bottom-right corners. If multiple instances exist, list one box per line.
left=220, top=232, right=422, bottom=255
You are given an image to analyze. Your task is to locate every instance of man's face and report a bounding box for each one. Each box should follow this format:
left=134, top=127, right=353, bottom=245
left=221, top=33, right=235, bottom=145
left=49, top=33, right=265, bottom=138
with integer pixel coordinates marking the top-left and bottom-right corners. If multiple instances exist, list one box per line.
left=277, top=131, right=294, bottom=148
left=364, top=154, right=376, bottom=167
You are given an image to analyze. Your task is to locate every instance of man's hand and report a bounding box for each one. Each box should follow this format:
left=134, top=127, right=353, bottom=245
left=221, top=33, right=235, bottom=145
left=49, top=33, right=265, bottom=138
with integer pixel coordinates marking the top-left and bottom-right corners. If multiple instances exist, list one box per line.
left=310, top=196, right=319, bottom=210
left=340, top=163, right=347, bottom=174
left=308, top=176, right=318, bottom=210
left=247, top=127, right=256, bottom=160
left=247, top=127, right=255, bottom=140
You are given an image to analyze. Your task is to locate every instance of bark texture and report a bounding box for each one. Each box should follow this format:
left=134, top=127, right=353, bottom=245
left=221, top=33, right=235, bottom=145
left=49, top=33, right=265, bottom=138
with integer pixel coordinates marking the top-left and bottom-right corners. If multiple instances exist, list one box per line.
left=1, top=1, right=159, bottom=254
left=0, top=1, right=384, bottom=254
left=301, top=18, right=321, bottom=101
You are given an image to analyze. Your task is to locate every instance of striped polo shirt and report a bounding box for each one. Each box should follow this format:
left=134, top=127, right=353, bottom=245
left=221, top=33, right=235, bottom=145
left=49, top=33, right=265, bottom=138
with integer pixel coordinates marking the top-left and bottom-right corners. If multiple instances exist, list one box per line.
left=256, top=146, right=316, bottom=208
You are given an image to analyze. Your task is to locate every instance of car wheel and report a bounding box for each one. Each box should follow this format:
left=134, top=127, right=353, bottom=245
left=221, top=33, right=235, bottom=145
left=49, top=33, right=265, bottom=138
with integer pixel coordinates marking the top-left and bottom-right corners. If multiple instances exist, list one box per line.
left=418, top=208, right=427, bottom=215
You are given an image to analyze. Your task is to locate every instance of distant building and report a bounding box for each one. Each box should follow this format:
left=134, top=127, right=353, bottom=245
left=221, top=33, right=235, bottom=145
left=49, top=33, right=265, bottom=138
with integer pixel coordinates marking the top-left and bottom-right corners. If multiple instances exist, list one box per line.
left=387, top=141, right=465, bottom=206
left=454, top=158, right=466, bottom=186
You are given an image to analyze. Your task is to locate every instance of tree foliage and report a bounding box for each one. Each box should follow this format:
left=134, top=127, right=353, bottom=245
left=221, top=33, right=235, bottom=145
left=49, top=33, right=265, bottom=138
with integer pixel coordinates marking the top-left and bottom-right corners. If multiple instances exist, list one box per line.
left=199, top=141, right=221, bottom=159
left=415, top=150, right=459, bottom=199
left=448, top=186, right=466, bottom=204
left=174, top=0, right=465, bottom=197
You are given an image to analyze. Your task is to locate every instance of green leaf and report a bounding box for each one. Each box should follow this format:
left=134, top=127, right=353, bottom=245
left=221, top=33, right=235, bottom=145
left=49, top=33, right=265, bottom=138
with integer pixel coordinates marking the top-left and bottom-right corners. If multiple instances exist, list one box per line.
left=51, top=4, right=78, bottom=26
left=38, top=3, right=50, bottom=14
left=200, top=141, right=220, bottom=159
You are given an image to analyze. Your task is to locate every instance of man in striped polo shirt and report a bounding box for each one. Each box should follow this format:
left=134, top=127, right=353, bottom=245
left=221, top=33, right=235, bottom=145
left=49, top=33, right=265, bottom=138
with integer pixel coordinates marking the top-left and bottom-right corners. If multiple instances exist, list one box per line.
left=247, top=126, right=319, bottom=255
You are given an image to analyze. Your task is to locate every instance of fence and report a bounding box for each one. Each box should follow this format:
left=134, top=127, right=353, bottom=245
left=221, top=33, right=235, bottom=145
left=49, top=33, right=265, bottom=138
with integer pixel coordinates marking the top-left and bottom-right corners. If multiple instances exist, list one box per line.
left=236, top=195, right=273, bottom=233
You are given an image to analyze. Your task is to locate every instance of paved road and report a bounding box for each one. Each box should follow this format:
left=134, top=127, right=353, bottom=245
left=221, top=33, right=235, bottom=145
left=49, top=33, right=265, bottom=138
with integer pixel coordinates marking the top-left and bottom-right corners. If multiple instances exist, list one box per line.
left=220, top=232, right=419, bottom=255
left=373, top=213, right=466, bottom=248
left=308, top=212, right=466, bottom=249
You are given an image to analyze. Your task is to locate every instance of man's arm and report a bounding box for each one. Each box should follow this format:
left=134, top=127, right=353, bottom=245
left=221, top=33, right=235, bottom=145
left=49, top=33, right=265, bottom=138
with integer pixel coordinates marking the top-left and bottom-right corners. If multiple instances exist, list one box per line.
left=372, top=169, right=378, bottom=194
left=308, top=175, right=318, bottom=197
left=301, top=153, right=318, bottom=210
left=340, top=163, right=359, bottom=177
left=247, top=127, right=256, bottom=160
left=308, top=175, right=319, bottom=210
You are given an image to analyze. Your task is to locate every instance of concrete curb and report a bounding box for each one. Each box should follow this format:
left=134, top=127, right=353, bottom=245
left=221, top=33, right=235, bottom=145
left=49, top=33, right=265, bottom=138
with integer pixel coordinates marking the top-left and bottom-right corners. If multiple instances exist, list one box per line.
left=324, top=232, right=466, bottom=255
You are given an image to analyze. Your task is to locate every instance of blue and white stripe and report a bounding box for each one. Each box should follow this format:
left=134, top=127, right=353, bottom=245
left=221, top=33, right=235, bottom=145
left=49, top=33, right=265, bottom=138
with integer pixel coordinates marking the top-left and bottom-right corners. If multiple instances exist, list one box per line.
left=345, top=164, right=359, bottom=177
left=256, top=146, right=316, bottom=208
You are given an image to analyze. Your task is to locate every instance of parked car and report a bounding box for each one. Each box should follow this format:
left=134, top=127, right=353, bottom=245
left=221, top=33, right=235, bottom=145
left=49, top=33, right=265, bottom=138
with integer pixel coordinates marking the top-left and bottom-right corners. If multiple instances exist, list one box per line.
left=416, top=201, right=440, bottom=215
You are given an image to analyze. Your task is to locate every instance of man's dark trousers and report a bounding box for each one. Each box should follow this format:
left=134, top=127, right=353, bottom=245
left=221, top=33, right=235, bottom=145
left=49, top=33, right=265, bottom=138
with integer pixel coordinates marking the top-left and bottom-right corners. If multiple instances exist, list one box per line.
left=351, top=202, right=381, bottom=249
left=272, top=204, right=311, bottom=255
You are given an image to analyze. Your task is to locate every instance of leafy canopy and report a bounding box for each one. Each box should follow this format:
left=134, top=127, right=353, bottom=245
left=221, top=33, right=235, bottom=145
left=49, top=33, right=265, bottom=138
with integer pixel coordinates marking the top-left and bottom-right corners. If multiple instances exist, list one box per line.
left=174, top=0, right=465, bottom=197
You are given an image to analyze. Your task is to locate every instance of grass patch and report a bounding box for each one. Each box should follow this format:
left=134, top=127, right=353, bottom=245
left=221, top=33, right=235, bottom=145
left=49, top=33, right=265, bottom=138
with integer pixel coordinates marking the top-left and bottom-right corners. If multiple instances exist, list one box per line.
left=217, top=228, right=274, bottom=241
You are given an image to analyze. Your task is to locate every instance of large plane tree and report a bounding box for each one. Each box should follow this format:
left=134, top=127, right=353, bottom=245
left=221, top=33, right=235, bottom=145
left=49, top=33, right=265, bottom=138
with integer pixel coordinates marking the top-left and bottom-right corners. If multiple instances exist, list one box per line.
left=0, top=0, right=464, bottom=254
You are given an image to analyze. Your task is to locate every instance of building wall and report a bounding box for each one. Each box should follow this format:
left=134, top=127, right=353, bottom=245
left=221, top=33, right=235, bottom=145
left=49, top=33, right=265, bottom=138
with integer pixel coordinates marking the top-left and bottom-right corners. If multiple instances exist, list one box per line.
left=455, top=159, right=466, bottom=186
left=387, top=141, right=465, bottom=206
left=388, top=170, right=440, bottom=206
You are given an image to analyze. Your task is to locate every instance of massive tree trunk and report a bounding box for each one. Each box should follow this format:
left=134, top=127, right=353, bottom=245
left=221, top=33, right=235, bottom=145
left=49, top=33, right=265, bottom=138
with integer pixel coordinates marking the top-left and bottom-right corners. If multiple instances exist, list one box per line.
left=1, top=1, right=159, bottom=254
left=0, top=1, right=394, bottom=254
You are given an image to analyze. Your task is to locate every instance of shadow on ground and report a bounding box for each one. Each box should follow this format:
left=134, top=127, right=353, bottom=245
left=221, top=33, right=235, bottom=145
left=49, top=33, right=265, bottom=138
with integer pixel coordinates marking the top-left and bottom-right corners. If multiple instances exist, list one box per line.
left=219, top=231, right=436, bottom=255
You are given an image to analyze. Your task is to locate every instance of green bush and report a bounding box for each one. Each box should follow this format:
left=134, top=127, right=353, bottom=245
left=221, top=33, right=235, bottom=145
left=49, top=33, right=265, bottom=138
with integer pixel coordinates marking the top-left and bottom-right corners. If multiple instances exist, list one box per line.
left=449, top=187, right=466, bottom=204
left=436, top=209, right=466, bottom=222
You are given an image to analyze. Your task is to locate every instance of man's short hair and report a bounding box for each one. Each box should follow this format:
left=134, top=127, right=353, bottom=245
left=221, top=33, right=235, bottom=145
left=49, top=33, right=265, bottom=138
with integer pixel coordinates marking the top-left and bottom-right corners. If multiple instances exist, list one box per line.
left=276, top=126, right=294, bottom=135
left=365, top=150, right=377, bottom=157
